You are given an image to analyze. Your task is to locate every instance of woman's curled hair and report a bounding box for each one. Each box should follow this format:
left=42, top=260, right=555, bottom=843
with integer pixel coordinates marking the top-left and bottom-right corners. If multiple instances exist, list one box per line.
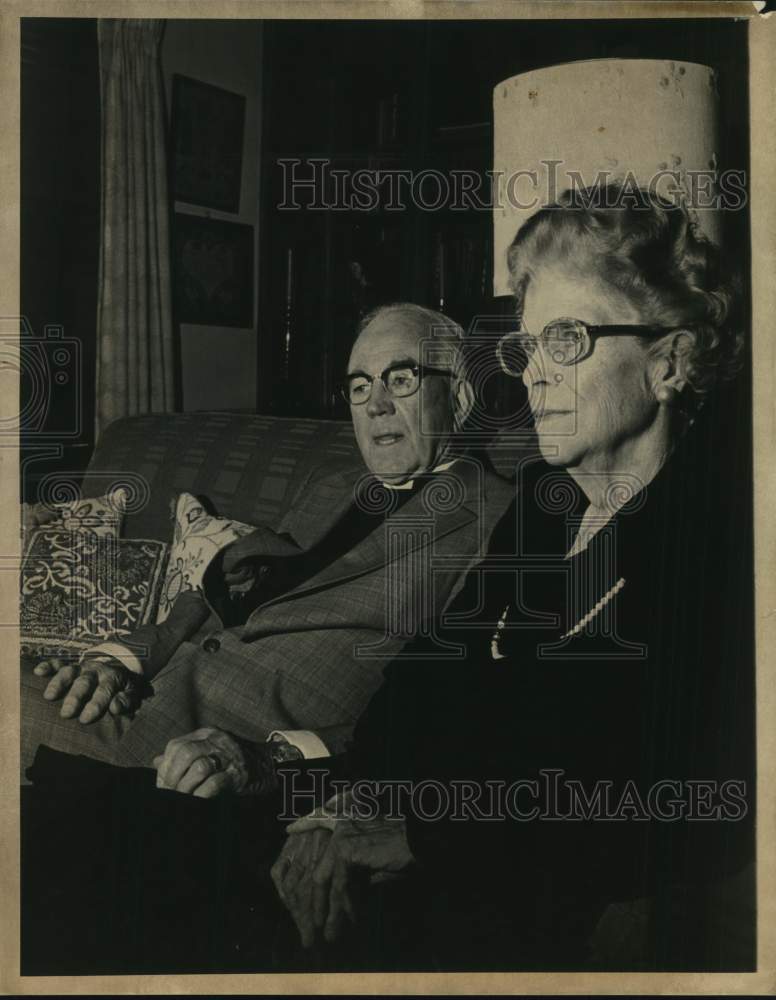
left=506, top=182, right=744, bottom=405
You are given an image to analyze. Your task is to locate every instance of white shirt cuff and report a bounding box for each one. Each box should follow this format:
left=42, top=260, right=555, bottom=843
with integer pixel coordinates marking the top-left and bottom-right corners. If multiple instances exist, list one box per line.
left=80, top=640, right=144, bottom=675
left=269, top=729, right=330, bottom=759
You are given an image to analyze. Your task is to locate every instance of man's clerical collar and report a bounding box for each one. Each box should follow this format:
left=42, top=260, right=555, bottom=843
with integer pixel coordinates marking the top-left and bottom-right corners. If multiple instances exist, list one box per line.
left=379, top=458, right=458, bottom=491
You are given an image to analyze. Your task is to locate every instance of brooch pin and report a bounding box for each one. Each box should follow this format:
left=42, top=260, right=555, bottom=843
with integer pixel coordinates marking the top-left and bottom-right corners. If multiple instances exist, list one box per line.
left=490, top=604, right=510, bottom=660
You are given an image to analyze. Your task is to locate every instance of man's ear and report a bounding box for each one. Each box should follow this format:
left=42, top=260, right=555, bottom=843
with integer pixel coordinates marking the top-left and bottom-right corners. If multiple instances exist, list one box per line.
left=453, top=377, right=475, bottom=428
left=651, top=330, right=695, bottom=402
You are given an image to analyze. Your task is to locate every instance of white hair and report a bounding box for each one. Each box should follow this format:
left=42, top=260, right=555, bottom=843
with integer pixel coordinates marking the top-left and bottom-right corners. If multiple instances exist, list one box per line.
left=356, top=302, right=467, bottom=378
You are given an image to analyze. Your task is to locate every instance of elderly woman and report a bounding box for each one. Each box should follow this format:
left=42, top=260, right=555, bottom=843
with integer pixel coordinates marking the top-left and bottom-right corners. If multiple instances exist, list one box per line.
left=269, top=183, right=754, bottom=970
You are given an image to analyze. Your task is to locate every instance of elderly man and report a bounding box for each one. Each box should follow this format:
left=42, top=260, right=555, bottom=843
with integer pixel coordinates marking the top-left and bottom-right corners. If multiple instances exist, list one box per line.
left=21, top=303, right=513, bottom=777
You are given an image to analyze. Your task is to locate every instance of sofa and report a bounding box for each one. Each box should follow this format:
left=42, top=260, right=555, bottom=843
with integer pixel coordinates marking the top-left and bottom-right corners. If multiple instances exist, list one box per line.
left=22, top=407, right=527, bottom=671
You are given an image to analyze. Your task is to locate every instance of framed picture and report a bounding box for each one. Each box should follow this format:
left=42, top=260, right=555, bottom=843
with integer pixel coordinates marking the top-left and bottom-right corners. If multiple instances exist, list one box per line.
left=173, top=213, right=254, bottom=328
left=171, top=74, right=246, bottom=213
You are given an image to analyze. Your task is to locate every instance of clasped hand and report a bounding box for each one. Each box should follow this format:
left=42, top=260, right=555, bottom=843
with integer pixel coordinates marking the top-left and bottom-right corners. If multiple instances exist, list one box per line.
left=153, top=727, right=276, bottom=799
left=271, top=799, right=413, bottom=948
left=33, top=655, right=143, bottom=724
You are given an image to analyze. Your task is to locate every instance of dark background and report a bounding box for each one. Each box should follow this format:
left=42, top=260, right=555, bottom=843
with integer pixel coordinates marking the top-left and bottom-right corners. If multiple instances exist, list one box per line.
left=21, top=18, right=100, bottom=498
left=21, top=17, right=750, bottom=489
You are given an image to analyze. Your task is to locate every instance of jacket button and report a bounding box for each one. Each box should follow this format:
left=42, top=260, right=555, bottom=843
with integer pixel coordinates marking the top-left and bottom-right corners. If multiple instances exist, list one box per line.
left=202, top=636, right=221, bottom=653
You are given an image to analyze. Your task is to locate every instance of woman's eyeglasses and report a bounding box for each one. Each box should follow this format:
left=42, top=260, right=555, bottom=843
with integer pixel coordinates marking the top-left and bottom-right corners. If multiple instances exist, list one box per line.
left=497, top=318, right=675, bottom=376
left=340, top=363, right=454, bottom=406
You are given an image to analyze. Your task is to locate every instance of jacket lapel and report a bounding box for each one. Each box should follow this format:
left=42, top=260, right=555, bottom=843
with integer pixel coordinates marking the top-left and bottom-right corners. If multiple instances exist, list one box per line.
left=256, top=461, right=482, bottom=609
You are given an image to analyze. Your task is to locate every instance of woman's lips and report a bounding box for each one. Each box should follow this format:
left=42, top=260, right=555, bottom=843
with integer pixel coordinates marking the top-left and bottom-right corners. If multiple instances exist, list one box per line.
left=373, top=433, right=404, bottom=446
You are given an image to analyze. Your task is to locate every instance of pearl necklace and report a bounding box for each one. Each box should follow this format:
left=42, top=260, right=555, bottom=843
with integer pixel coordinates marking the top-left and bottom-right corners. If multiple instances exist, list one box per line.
left=490, top=577, right=627, bottom=660
left=560, top=576, right=626, bottom=639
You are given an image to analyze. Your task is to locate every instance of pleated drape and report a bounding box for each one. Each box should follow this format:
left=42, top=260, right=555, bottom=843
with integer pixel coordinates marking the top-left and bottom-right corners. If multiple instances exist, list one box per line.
left=95, top=19, right=175, bottom=435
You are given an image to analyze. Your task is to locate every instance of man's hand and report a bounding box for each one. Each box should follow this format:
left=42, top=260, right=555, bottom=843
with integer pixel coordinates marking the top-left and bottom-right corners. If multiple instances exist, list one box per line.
left=33, top=655, right=143, bottom=723
left=153, top=727, right=277, bottom=799
left=221, top=536, right=260, bottom=592
left=274, top=810, right=414, bottom=947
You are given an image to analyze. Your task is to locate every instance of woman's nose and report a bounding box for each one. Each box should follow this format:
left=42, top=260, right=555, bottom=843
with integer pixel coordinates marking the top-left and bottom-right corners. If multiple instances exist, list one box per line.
left=521, top=340, right=560, bottom=390
left=366, top=380, right=396, bottom=417
left=523, top=340, right=567, bottom=389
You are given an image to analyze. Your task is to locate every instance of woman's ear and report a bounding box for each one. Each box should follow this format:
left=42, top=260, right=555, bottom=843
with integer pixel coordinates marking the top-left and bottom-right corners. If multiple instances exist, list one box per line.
left=453, top=377, right=475, bottom=428
left=651, top=330, right=695, bottom=402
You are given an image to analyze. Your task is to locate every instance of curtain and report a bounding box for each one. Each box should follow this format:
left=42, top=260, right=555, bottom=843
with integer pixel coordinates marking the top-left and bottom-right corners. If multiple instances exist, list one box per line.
left=95, top=19, right=175, bottom=435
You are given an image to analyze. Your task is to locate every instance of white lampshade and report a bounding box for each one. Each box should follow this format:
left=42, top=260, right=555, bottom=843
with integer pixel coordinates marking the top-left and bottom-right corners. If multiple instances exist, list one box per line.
left=493, top=59, right=721, bottom=296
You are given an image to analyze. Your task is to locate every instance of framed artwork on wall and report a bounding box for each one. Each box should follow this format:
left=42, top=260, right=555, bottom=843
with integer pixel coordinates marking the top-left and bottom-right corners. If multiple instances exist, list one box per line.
left=171, top=74, right=246, bottom=213
left=173, top=213, right=254, bottom=328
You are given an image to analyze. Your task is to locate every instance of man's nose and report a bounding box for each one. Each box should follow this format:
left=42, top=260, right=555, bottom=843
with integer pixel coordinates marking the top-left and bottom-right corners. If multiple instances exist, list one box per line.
left=366, top=380, right=396, bottom=417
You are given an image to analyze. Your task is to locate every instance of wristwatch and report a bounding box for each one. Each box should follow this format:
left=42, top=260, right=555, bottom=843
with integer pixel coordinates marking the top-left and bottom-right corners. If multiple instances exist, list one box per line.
left=268, top=735, right=304, bottom=765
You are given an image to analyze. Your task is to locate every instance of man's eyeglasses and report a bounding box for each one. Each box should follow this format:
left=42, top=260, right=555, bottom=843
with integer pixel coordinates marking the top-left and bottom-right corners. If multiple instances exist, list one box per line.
left=340, top=363, right=454, bottom=406
left=497, top=318, right=676, bottom=376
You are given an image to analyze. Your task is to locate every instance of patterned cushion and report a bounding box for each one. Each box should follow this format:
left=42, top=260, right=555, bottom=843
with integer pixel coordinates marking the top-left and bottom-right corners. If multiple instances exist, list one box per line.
left=156, top=492, right=256, bottom=623
left=20, top=530, right=168, bottom=656
left=22, top=489, right=128, bottom=546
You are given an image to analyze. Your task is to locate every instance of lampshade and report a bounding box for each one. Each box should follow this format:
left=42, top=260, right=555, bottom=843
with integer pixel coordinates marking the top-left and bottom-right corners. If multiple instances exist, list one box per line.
left=492, top=59, right=721, bottom=296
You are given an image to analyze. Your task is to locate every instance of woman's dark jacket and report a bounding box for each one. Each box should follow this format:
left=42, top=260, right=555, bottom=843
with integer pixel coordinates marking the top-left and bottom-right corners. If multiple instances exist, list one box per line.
left=347, top=427, right=755, bottom=964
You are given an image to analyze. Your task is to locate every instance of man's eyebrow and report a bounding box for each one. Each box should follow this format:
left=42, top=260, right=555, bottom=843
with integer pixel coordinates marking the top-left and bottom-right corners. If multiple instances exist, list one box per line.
left=346, top=357, right=418, bottom=377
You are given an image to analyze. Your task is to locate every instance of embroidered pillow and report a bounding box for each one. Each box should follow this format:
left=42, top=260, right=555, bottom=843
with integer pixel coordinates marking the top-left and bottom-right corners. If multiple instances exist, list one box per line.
left=156, top=492, right=256, bottom=623
left=22, top=488, right=129, bottom=547
left=20, top=531, right=169, bottom=657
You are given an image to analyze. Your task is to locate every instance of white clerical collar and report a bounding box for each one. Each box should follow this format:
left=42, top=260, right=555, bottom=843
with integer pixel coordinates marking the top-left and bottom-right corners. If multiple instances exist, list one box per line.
left=380, top=458, right=458, bottom=491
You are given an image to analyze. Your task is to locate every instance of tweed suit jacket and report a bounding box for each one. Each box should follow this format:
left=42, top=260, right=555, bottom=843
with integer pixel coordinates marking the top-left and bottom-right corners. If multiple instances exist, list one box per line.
left=21, top=455, right=513, bottom=770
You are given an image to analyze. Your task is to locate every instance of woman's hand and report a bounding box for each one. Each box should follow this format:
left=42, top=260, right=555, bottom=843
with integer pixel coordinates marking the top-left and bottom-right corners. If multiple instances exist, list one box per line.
left=270, top=827, right=333, bottom=948
left=274, top=809, right=414, bottom=947
left=153, top=726, right=277, bottom=799
left=34, top=655, right=143, bottom=723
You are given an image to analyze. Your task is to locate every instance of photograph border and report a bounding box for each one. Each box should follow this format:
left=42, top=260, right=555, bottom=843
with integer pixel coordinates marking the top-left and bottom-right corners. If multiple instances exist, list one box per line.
left=1, top=2, right=773, bottom=995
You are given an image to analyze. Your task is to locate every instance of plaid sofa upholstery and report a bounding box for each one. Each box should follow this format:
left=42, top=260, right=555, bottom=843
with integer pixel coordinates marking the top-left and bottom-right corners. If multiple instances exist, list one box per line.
left=79, top=411, right=531, bottom=542
left=80, top=413, right=363, bottom=541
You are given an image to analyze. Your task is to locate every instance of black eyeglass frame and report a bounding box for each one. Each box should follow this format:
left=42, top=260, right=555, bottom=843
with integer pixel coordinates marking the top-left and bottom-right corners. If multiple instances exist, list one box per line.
left=339, top=363, right=455, bottom=406
left=498, top=318, right=677, bottom=376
